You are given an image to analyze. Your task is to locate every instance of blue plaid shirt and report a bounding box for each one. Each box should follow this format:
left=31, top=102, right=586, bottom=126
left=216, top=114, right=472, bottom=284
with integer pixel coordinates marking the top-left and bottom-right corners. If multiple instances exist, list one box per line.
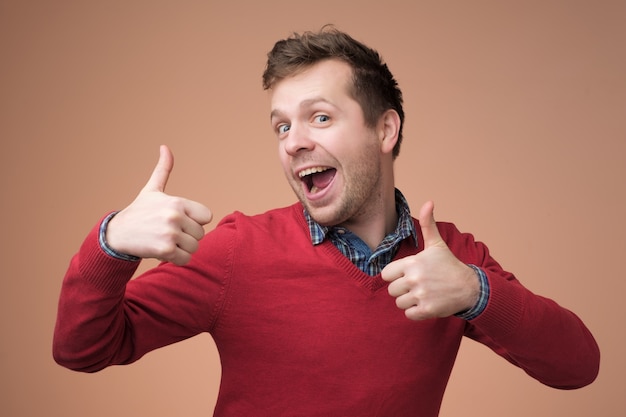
left=304, top=188, right=489, bottom=320
left=305, top=189, right=417, bottom=276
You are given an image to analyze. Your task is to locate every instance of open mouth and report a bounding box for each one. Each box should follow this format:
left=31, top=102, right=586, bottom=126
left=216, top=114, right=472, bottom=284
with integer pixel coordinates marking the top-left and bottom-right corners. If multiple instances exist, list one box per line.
left=298, top=167, right=337, bottom=194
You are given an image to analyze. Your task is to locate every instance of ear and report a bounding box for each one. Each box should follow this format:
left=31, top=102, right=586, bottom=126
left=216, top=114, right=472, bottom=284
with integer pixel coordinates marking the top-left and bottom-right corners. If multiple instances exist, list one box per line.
left=378, top=109, right=401, bottom=155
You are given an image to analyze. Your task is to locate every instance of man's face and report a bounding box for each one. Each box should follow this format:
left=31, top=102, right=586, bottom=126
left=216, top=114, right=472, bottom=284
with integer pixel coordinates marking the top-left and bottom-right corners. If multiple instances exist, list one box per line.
left=270, top=59, right=384, bottom=227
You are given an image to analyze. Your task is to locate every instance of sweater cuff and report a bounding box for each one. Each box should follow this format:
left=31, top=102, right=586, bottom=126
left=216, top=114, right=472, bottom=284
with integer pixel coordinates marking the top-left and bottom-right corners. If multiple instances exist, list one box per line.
left=467, top=269, right=525, bottom=337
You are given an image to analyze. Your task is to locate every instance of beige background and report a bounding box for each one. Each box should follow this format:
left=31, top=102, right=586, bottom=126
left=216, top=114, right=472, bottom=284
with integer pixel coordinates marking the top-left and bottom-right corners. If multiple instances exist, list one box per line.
left=1, top=1, right=625, bottom=416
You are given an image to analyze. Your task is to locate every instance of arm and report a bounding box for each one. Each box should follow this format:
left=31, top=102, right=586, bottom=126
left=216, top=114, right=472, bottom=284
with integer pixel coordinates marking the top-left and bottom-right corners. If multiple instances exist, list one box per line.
left=464, top=261, right=600, bottom=389
left=52, top=220, right=232, bottom=372
left=53, top=146, right=215, bottom=372
left=53, top=221, right=142, bottom=372
left=382, top=201, right=600, bottom=389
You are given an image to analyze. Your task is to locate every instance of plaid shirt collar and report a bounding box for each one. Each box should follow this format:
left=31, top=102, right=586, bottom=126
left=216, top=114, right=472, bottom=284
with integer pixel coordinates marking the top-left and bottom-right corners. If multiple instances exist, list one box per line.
left=304, top=188, right=418, bottom=249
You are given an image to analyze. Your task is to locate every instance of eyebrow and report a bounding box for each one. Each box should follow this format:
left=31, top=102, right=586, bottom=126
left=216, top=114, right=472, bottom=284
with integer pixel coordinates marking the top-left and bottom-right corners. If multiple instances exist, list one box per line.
left=270, top=97, right=335, bottom=120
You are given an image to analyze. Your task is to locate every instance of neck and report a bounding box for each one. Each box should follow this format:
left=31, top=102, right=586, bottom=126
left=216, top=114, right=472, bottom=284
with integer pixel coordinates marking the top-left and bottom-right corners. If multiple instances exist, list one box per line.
left=339, top=183, right=398, bottom=252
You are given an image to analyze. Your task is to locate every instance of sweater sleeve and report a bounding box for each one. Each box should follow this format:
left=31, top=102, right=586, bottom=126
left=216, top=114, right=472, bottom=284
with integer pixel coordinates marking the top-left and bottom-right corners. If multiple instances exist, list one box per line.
left=52, top=214, right=234, bottom=373
left=441, top=223, right=600, bottom=390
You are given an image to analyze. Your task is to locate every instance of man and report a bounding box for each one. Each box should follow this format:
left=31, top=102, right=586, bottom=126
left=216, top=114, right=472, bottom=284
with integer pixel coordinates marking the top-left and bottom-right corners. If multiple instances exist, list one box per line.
left=53, top=28, right=599, bottom=416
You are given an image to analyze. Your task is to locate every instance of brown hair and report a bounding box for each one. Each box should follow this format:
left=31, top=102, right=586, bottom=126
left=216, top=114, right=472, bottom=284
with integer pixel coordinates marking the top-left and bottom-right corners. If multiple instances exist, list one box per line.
left=263, top=26, right=405, bottom=158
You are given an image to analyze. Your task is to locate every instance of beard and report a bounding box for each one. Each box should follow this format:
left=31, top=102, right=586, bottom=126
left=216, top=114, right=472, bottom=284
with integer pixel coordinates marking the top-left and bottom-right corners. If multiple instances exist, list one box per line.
left=289, top=142, right=383, bottom=228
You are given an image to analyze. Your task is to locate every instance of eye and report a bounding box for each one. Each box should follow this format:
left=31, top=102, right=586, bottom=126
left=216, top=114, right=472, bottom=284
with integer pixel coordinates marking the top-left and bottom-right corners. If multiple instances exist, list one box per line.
left=277, top=124, right=291, bottom=134
left=314, top=114, right=330, bottom=123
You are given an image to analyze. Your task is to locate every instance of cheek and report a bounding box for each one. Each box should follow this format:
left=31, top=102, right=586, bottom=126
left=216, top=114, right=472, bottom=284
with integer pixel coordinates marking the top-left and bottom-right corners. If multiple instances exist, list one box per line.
left=277, top=146, right=292, bottom=175
left=334, top=130, right=378, bottom=163
left=277, top=142, right=287, bottom=161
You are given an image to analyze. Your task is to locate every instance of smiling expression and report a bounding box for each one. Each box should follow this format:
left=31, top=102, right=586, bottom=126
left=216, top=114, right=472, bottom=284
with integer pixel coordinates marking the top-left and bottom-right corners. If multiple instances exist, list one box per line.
left=270, top=59, right=389, bottom=228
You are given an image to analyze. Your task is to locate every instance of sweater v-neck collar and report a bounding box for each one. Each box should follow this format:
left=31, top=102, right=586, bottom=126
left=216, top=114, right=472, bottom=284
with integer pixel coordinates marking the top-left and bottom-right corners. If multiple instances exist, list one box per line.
left=318, top=238, right=421, bottom=293
left=291, top=202, right=421, bottom=293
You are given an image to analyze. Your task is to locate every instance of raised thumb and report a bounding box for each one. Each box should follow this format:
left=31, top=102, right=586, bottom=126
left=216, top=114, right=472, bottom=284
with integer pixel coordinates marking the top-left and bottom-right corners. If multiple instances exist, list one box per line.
left=419, top=200, right=444, bottom=248
left=143, top=145, right=174, bottom=192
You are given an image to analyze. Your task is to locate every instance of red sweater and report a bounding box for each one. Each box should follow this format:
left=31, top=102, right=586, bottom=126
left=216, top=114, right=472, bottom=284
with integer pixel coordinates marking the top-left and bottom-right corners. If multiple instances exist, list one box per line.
left=53, top=203, right=599, bottom=416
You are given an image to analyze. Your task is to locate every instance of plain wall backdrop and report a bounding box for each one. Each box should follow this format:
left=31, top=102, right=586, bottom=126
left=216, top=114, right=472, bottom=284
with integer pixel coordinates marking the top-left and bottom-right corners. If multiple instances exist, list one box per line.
left=1, top=0, right=625, bottom=416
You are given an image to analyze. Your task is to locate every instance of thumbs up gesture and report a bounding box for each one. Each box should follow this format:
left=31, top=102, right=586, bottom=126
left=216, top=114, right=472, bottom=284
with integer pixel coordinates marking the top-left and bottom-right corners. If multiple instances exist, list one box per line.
left=105, top=145, right=213, bottom=266
left=381, top=201, right=480, bottom=321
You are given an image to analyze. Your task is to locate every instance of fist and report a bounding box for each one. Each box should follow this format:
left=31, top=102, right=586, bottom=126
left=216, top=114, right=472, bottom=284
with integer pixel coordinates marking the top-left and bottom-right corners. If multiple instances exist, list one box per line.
left=381, top=201, right=479, bottom=321
left=106, top=145, right=213, bottom=265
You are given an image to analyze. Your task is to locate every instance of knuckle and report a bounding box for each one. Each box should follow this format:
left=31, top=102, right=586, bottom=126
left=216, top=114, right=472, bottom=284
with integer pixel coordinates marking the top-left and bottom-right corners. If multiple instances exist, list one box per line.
left=158, top=198, right=186, bottom=221
left=405, top=309, right=420, bottom=321
left=154, top=238, right=178, bottom=259
left=406, top=273, right=420, bottom=285
left=163, top=207, right=184, bottom=224
left=410, top=286, right=426, bottom=299
left=418, top=304, right=434, bottom=318
left=166, top=195, right=185, bottom=208
left=171, top=254, right=191, bottom=266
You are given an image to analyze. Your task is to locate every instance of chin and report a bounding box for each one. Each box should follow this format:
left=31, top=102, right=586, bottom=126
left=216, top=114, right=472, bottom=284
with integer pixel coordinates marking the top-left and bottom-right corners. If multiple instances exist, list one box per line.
left=304, top=204, right=346, bottom=228
left=292, top=186, right=345, bottom=226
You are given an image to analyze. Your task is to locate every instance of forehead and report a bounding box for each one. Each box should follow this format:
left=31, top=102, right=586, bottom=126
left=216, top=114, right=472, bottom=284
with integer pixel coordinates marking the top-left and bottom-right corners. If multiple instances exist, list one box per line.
left=269, top=59, right=354, bottom=115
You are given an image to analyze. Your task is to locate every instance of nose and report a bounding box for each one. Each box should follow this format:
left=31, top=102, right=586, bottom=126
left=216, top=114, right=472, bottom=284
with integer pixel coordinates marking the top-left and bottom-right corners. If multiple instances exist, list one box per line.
left=283, top=123, right=315, bottom=156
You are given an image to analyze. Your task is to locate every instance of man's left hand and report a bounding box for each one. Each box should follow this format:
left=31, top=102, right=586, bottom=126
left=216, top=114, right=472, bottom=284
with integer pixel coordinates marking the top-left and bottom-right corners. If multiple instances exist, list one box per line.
left=381, top=201, right=480, bottom=321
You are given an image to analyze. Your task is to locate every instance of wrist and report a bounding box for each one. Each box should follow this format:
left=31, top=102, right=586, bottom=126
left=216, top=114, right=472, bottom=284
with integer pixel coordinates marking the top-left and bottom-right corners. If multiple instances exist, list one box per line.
left=99, top=212, right=141, bottom=262
left=455, top=264, right=490, bottom=320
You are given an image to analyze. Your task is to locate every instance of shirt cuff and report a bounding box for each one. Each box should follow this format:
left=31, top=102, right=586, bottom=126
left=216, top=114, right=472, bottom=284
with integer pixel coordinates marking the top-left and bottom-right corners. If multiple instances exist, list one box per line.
left=98, top=212, right=141, bottom=262
left=455, top=264, right=490, bottom=320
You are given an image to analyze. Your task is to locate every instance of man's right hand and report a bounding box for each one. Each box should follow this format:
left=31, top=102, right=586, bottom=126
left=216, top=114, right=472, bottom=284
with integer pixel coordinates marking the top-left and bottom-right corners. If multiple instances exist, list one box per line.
left=105, top=145, right=213, bottom=265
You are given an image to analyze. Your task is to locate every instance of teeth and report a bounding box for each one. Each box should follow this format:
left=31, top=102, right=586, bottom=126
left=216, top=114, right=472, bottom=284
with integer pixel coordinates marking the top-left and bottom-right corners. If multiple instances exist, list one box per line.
left=298, top=167, right=329, bottom=178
